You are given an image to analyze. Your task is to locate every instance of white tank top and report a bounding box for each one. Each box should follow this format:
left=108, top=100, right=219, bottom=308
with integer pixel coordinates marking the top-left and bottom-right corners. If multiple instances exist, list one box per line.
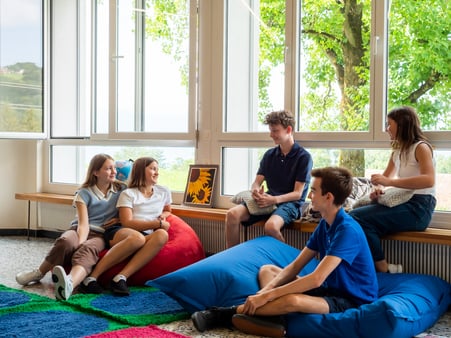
left=392, top=141, right=435, bottom=196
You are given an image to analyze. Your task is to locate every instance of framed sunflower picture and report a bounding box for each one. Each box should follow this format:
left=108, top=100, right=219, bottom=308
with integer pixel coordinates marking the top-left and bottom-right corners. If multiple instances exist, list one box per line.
left=183, top=164, right=219, bottom=208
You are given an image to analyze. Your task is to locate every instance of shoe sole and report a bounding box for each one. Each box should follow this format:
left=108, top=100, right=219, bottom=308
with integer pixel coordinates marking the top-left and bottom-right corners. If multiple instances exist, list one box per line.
left=232, top=314, right=286, bottom=338
left=52, top=266, right=69, bottom=300
left=111, top=290, right=130, bottom=296
left=78, top=285, right=103, bottom=294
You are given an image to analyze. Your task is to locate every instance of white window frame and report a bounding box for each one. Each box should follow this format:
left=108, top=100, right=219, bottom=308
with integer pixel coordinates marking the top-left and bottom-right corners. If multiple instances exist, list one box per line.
left=41, top=0, right=451, bottom=229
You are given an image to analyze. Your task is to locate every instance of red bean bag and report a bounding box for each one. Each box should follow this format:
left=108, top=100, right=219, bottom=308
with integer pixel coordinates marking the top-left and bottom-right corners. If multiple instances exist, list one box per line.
left=97, top=214, right=205, bottom=286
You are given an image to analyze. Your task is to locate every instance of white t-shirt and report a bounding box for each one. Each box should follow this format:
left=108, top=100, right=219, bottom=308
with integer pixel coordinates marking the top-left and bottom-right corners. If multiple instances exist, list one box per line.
left=117, top=185, right=172, bottom=233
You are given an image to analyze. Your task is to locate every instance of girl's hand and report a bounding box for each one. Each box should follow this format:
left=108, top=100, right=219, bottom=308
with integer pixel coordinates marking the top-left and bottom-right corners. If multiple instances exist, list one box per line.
left=370, top=174, right=390, bottom=187
left=157, top=217, right=170, bottom=231
left=369, top=187, right=384, bottom=201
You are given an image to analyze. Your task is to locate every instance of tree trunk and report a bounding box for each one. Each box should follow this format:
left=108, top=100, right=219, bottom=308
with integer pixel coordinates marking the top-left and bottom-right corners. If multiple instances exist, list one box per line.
left=339, top=0, right=365, bottom=176
left=339, top=149, right=365, bottom=177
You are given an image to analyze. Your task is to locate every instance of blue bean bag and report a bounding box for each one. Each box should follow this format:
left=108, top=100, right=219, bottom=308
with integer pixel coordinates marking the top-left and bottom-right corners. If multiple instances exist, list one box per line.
left=149, top=236, right=451, bottom=338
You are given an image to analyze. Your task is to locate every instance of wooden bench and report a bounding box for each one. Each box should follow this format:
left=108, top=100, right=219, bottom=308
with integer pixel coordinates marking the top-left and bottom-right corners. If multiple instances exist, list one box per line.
left=15, top=192, right=451, bottom=245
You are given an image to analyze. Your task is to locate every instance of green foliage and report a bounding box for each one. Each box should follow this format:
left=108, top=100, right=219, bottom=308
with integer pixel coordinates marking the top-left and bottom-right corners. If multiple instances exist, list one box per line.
left=0, top=62, right=42, bottom=132
left=364, top=149, right=391, bottom=171
left=435, top=153, right=451, bottom=174
left=308, top=149, right=340, bottom=168
left=144, top=0, right=190, bottom=90
left=111, top=147, right=193, bottom=191
left=112, top=148, right=167, bottom=168
left=257, top=0, right=286, bottom=117
left=141, top=0, right=449, bottom=135
left=158, top=167, right=189, bottom=192
left=388, top=0, right=450, bottom=130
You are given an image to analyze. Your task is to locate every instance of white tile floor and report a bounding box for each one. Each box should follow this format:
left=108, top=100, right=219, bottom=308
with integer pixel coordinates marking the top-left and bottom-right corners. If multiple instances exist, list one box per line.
left=2, top=236, right=450, bottom=338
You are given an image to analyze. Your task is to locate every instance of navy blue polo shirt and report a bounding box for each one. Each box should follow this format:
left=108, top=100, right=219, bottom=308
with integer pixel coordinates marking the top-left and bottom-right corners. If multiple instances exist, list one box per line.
left=257, top=142, right=312, bottom=204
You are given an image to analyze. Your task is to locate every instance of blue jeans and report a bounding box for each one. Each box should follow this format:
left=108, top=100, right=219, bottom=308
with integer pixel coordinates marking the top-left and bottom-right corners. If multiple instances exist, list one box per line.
left=349, top=194, right=436, bottom=262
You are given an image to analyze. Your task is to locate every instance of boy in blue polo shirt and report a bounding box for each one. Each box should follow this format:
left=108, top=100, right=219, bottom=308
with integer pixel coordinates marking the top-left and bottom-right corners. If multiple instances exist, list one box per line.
left=226, top=110, right=313, bottom=248
left=193, top=167, right=378, bottom=337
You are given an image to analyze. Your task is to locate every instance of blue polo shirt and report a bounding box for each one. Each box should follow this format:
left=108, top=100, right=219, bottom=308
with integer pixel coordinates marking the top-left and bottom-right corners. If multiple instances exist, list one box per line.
left=257, top=142, right=312, bottom=204
left=307, top=208, right=378, bottom=305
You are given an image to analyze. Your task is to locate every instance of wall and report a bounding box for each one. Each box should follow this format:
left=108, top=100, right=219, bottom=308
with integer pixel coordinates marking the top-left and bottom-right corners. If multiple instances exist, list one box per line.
left=1, top=140, right=73, bottom=232
left=1, top=140, right=38, bottom=230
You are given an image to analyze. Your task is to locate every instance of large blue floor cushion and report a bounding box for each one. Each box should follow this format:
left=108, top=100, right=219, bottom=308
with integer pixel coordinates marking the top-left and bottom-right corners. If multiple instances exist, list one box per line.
left=149, top=236, right=451, bottom=338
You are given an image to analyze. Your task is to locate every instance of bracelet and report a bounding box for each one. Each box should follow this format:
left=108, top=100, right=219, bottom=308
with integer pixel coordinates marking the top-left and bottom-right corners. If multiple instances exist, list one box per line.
left=159, top=219, right=162, bottom=228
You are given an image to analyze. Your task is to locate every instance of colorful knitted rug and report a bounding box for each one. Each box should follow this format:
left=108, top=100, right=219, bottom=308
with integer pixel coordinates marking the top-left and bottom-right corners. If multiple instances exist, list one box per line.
left=0, top=284, right=189, bottom=338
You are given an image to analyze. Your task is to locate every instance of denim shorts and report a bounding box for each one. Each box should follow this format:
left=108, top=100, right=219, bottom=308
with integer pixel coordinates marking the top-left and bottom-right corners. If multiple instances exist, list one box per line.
left=305, top=287, right=358, bottom=313
left=242, top=201, right=301, bottom=228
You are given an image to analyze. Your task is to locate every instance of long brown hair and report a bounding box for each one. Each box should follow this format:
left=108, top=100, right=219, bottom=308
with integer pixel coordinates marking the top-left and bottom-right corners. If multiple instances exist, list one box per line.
left=81, top=154, right=124, bottom=190
left=387, top=106, right=432, bottom=162
left=128, top=157, right=158, bottom=189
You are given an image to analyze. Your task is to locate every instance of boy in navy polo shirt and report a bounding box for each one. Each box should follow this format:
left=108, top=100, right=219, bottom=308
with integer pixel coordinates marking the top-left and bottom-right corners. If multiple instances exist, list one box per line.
left=226, top=110, right=313, bottom=248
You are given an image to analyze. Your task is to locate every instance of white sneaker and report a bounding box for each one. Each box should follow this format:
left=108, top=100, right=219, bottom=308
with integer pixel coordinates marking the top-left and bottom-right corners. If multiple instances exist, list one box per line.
left=52, top=265, right=73, bottom=300
left=15, top=269, right=44, bottom=285
left=387, top=263, right=403, bottom=273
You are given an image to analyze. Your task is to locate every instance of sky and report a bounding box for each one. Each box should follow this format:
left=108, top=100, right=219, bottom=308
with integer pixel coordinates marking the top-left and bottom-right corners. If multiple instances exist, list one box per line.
left=0, top=0, right=42, bottom=67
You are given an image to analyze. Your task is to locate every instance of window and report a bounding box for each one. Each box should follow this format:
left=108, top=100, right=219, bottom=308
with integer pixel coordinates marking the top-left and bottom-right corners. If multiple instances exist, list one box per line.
left=298, top=0, right=371, bottom=133
left=95, top=0, right=193, bottom=136
left=0, top=0, right=43, bottom=137
left=387, top=0, right=450, bottom=132
left=218, top=0, right=451, bottom=219
left=42, top=0, right=451, bottom=229
left=223, top=147, right=451, bottom=213
left=224, top=0, right=286, bottom=132
left=51, top=145, right=194, bottom=192
left=47, top=0, right=196, bottom=197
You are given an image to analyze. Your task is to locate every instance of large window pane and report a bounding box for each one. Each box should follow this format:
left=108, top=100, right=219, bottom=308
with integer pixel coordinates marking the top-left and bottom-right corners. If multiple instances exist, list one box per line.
left=223, top=147, right=451, bottom=212
left=51, top=145, right=194, bottom=193
left=0, top=0, right=43, bottom=134
left=388, top=0, right=450, bottom=131
left=112, top=0, right=190, bottom=133
left=225, top=0, right=285, bottom=132
left=298, top=0, right=371, bottom=132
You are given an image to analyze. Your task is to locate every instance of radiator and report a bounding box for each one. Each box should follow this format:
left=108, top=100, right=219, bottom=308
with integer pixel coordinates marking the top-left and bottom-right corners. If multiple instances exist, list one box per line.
left=382, top=240, right=450, bottom=282
left=183, top=217, right=451, bottom=283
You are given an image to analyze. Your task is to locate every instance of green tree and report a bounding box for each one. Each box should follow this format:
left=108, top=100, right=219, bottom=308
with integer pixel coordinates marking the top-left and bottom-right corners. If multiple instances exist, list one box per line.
left=143, top=0, right=449, bottom=175
left=0, top=62, right=42, bottom=132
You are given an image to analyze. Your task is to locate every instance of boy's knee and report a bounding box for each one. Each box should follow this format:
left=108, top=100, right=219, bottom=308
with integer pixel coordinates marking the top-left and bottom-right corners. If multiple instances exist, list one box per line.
left=226, top=205, right=248, bottom=225
left=264, top=219, right=282, bottom=233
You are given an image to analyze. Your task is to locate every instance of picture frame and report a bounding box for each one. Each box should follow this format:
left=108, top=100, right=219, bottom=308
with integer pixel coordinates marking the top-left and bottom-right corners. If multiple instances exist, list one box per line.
left=183, top=164, right=219, bottom=208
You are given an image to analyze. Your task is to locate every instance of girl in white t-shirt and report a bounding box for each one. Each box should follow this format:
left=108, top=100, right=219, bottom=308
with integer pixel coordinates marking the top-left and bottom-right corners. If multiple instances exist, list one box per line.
left=81, top=157, right=171, bottom=296
left=349, top=106, right=436, bottom=273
